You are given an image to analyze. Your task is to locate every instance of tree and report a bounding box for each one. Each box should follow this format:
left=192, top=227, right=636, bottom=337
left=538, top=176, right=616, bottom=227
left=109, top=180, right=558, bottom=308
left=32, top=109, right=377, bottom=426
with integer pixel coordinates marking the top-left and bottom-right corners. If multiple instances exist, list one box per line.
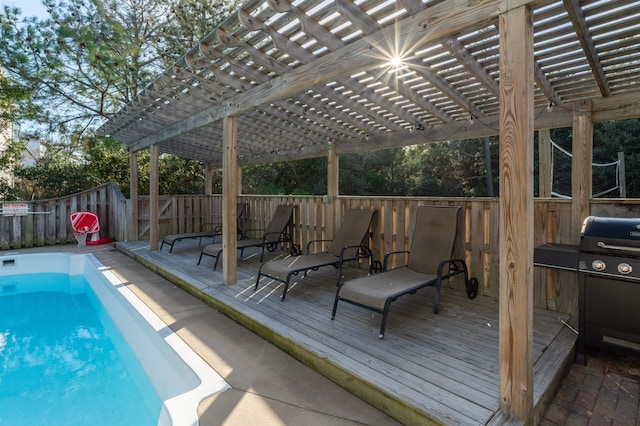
left=0, top=0, right=242, bottom=135
left=159, top=0, right=241, bottom=63
left=340, top=148, right=413, bottom=196
left=593, top=119, right=640, bottom=197
left=546, top=120, right=640, bottom=198
left=0, top=0, right=240, bottom=199
left=243, top=157, right=327, bottom=195
left=0, top=73, right=36, bottom=199
left=403, top=138, right=498, bottom=197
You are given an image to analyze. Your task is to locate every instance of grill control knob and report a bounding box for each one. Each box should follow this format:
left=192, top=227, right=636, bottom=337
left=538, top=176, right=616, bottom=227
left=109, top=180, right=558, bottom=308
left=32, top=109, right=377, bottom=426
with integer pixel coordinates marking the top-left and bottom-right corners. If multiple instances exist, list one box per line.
left=618, top=263, right=633, bottom=275
left=592, top=260, right=606, bottom=271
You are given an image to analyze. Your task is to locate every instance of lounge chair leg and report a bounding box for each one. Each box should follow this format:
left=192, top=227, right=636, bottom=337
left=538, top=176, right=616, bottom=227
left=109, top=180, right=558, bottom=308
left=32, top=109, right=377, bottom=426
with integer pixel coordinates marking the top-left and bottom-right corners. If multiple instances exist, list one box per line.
left=197, top=252, right=203, bottom=265
left=213, top=255, right=220, bottom=271
left=331, top=295, right=340, bottom=319
left=433, top=281, right=441, bottom=314
left=280, top=272, right=296, bottom=302
left=281, top=284, right=288, bottom=302
left=379, top=304, right=391, bottom=339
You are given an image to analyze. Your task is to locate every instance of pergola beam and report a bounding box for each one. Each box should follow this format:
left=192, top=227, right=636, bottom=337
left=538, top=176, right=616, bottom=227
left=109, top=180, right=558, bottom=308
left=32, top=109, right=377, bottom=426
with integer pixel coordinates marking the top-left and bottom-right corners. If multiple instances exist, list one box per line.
left=230, top=90, right=640, bottom=166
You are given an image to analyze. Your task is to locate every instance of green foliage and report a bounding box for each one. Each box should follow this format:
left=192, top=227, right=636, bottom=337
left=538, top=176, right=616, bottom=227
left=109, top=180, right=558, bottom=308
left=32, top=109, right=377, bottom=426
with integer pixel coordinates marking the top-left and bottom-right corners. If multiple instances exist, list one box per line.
left=1, top=2, right=639, bottom=202
left=0, top=0, right=238, bottom=200
left=547, top=119, right=640, bottom=198
left=157, top=155, right=205, bottom=195
left=0, top=136, right=26, bottom=200
left=593, top=119, right=640, bottom=197
left=0, top=74, right=39, bottom=123
left=13, top=148, right=88, bottom=199
left=158, top=0, right=242, bottom=66
left=243, top=158, right=327, bottom=195
left=1, top=0, right=243, bottom=135
left=82, top=135, right=131, bottom=189
left=340, top=148, right=413, bottom=196
left=1, top=1, right=144, bottom=136
left=339, top=139, right=497, bottom=197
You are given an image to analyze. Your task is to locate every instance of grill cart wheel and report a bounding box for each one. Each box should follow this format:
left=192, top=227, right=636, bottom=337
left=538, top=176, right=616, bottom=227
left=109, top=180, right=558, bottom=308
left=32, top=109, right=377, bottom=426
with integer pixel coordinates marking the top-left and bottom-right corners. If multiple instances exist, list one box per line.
left=266, top=242, right=278, bottom=252
left=369, top=260, right=382, bottom=274
left=466, top=277, right=479, bottom=299
left=290, top=244, right=302, bottom=256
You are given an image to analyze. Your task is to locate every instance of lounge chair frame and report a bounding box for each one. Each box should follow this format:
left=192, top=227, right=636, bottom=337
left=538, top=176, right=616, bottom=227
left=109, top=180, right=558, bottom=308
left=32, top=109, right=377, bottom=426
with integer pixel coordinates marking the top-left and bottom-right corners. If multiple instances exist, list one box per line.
left=160, top=203, right=247, bottom=253
left=197, top=204, right=296, bottom=270
left=331, top=205, right=478, bottom=339
left=255, top=209, right=376, bottom=302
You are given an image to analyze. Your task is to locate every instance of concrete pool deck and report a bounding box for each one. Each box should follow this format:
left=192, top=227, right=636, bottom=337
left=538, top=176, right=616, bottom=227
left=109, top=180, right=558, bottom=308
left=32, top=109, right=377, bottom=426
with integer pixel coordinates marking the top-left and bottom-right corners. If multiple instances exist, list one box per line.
left=7, top=244, right=400, bottom=426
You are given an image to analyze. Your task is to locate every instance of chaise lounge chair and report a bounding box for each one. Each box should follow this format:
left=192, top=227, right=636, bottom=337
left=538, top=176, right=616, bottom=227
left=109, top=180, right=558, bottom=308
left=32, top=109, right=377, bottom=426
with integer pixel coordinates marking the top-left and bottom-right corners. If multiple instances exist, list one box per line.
left=197, top=204, right=296, bottom=270
left=160, top=203, right=247, bottom=253
left=255, top=209, right=377, bottom=302
left=332, top=205, right=477, bottom=339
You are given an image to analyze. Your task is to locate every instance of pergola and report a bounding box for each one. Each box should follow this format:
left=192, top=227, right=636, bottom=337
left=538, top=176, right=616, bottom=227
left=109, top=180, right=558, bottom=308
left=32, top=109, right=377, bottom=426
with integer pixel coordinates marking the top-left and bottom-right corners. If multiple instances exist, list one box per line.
left=100, top=0, right=640, bottom=420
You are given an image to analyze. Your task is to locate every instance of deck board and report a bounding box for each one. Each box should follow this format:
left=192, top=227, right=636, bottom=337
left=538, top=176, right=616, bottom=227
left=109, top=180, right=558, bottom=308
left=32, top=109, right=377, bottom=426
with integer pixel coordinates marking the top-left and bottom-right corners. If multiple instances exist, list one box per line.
left=117, top=239, right=576, bottom=425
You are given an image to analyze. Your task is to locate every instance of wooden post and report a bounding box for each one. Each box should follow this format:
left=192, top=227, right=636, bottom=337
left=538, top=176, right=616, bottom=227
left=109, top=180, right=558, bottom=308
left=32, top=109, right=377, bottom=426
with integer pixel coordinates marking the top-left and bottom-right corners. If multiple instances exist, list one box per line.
left=498, top=6, right=534, bottom=418
left=149, top=144, right=159, bottom=251
left=205, top=164, right=213, bottom=196
left=484, top=136, right=494, bottom=197
left=618, top=151, right=626, bottom=198
left=129, top=150, right=139, bottom=241
left=222, top=116, right=238, bottom=285
left=538, top=128, right=557, bottom=308
left=326, top=142, right=339, bottom=239
left=204, top=164, right=213, bottom=225
left=538, top=129, right=552, bottom=198
left=571, top=99, right=592, bottom=242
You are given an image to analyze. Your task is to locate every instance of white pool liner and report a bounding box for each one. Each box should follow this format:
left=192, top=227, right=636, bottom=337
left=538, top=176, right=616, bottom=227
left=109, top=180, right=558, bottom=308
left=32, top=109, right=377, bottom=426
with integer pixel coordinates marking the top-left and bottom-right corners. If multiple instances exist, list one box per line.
left=0, top=252, right=229, bottom=426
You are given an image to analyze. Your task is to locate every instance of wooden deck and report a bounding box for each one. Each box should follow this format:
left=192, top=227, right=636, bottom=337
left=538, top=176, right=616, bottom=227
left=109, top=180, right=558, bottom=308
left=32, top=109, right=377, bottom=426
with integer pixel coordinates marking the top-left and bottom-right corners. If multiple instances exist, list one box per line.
left=117, top=239, right=577, bottom=425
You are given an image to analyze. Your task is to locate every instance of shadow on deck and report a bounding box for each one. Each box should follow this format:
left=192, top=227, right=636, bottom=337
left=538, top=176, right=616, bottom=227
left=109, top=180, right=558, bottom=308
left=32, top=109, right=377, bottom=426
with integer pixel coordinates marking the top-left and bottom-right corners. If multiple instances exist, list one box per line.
left=117, top=239, right=577, bottom=425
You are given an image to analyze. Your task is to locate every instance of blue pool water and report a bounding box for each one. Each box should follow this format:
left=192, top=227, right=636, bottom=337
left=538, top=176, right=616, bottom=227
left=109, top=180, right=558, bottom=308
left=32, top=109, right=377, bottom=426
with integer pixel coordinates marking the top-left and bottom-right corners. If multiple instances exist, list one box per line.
left=0, top=272, right=162, bottom=425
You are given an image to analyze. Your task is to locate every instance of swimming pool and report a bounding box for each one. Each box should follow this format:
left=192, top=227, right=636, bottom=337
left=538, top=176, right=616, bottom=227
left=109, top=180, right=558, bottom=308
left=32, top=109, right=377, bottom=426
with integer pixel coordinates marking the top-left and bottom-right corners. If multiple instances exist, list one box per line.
left=0, top=252, right=229, bottom=426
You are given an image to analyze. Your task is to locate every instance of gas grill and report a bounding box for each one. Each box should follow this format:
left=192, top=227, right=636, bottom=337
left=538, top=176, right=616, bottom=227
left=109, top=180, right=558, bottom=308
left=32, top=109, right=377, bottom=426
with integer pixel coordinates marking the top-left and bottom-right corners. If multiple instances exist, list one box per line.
left=534, top=216, right=640, bottom=364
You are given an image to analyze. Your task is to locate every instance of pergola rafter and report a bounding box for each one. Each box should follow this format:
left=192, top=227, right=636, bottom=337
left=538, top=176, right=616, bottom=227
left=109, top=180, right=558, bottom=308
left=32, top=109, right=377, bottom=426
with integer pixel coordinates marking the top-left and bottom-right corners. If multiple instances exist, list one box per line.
left=105, top=0, right=566, bottom=158
left=101, top=0, right=640, bottom=167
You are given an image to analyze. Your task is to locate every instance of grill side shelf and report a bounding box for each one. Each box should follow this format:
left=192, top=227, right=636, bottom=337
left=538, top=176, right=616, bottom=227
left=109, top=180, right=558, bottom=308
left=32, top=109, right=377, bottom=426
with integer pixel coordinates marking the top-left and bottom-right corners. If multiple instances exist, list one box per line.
left=534, top=243, right=581, bottom=272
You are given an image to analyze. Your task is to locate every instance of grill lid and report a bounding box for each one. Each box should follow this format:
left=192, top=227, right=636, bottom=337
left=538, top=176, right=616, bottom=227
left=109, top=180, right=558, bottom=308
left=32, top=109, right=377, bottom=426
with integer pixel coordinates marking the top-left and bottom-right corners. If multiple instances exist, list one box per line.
left=580, top=216, right=640, bottom=256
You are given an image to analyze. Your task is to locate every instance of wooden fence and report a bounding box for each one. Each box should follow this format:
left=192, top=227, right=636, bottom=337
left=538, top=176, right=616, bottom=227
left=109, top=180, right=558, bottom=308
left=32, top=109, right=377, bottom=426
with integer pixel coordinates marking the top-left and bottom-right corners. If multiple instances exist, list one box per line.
left=136, top=194, right=640, bottom=315
left=5, top=183, right=640, bottom=315
left=0, top=182, right=128, bottom=249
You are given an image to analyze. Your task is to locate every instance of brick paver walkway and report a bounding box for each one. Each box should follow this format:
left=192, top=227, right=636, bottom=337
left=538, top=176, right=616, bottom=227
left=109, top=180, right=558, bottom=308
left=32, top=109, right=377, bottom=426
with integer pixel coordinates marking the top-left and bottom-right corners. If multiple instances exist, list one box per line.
left=542, top=349, right=640, bottom=425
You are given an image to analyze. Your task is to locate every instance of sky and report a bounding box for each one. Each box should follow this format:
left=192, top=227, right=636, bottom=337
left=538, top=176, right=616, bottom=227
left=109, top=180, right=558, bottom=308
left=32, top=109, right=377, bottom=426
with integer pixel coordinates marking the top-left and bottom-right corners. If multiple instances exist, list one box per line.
left=1, top=0, right=48, bottom=19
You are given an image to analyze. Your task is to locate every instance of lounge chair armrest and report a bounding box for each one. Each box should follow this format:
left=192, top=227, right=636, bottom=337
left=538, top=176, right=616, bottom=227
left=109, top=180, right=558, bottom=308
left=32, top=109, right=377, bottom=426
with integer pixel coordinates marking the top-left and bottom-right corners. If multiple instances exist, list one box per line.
left=306, top=239, right=333, bottom=254
left=261, top=230, right=289, bottom=243
left=334, top=244, right=372, bottom=288
left=436, top=258, right=470, bottom=281
left=241, top=227, right=264, bottom=239
left=200, top=222, right=218, bottom=232
left=211, top=223, right=249, bottom=239
left=383, top=250, right=409, bottom=271
left=339, top=244, right=372, bottom=261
